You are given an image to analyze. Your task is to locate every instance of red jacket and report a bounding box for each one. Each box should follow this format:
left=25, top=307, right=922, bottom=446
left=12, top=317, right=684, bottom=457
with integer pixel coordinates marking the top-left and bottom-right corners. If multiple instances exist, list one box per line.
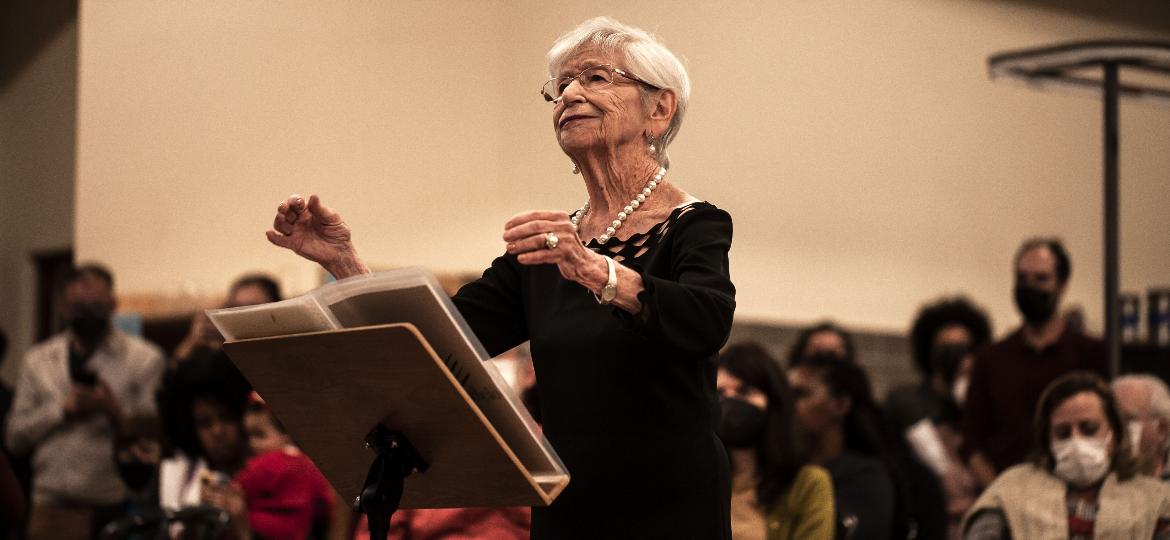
left=236, top=448, right=334, bottom=540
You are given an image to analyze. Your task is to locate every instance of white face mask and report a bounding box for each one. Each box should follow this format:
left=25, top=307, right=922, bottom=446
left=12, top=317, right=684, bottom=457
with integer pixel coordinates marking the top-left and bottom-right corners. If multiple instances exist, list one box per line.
left=1052, top=434, right=1112, bottom=487
left=952, top=376, right=970, bottom=406
left=1129, top=421, right=1144, bottom=458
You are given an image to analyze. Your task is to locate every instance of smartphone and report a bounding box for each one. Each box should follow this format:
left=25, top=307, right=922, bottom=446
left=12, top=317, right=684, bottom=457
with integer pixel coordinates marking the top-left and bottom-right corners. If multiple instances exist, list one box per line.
left=201, top=470, right=230, bottom=487
left=68, top=347, right=98, bottom=387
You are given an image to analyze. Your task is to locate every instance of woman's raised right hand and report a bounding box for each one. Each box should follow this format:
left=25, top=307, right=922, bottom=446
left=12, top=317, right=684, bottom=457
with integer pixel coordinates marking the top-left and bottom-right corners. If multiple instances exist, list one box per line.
left=266, top=194, right=370, bottom=279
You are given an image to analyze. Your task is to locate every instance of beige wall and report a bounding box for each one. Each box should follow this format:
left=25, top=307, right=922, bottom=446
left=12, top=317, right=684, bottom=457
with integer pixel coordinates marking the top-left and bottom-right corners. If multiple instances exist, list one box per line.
left=77, top=1, right=1170, bottom=339
left=77, top=2, right=511, bottom=301
left=0, top=5, right=77, bottom=383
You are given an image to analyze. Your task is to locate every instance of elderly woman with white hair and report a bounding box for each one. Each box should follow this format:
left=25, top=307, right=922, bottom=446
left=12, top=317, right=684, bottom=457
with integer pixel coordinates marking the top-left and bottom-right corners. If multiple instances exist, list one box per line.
left=266, top=16, right=736, bottom=539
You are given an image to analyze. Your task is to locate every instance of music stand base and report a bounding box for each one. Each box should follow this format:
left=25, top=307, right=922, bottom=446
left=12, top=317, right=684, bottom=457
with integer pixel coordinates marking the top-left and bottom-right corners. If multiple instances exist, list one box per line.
left=355, top=426, right=429, bottom=540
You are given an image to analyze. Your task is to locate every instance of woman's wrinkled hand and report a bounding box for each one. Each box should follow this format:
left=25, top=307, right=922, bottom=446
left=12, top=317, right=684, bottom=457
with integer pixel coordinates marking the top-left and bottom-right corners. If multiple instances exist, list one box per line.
left=266, top=194, right=369, bottom=279
left=503, top=210, right=606, bottom=291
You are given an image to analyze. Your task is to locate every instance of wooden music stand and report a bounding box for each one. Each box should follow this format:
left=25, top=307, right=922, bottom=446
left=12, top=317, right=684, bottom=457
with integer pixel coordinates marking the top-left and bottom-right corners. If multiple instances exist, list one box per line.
left=223, top=322, right=568, bottom=538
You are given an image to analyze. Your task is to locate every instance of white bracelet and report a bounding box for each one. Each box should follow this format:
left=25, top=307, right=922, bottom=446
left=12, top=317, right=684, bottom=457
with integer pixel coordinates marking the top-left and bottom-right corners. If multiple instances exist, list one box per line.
left=594, top=255, right=618, bottom=305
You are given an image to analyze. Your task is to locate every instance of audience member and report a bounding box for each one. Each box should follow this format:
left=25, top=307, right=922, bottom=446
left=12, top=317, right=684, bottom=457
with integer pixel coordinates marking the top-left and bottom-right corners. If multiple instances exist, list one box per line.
left=113, top=414, right=164, bottom=499
left=1113, top=375, right=1170, bottom=480
left=961, top=238, right=1107, bottom=488
left=886, top=296, right=992, bottom=432
left=716, top=342, right=834, bottom=540
left=5, top=264, right=166, bottom=540
left=963, top=372, right=1170, bottom=539
left=156, top=349, right=251, bottom=513
left=94, top=413, right=170, bottom=538
left=788, top=322, right=856, bottom=365
left=201, top=392, right=335, bottom=540
left=885, top=297, right=991, bottom=538
left=789, top=354, right=946, bottom=540
left=172, top=273, right=282, bottom=362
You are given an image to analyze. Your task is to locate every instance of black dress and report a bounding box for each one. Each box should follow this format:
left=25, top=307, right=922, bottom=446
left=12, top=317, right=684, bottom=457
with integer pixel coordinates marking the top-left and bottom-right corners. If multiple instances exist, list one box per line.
left=452, top=202, right=736, bottom=539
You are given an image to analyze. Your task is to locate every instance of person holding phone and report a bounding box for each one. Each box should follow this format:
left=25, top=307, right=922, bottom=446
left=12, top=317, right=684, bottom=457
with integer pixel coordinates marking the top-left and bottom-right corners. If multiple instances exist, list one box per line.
left=171, top=273, right=282, bottom=364
left=6, top=264, right=166, bottom=540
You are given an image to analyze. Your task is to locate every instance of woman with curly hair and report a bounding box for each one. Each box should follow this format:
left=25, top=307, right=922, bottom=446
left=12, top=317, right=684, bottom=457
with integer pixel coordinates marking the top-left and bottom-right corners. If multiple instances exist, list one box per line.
left=886, top=297, right=992, bottom=537
left=887, top=297, right=992, bottom=429
left=156, top=349, right=252, bottom=512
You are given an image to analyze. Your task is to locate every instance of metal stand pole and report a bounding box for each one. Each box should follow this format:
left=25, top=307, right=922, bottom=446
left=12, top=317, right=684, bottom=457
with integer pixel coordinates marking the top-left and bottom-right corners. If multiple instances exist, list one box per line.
left=356, top=426, right=429, bottom=540
left=1104, top=62, right=1120, bottom=377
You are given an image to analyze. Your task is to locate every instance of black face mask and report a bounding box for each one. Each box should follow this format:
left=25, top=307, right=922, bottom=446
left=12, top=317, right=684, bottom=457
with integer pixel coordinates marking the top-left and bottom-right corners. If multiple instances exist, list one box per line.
left=117, top=459, right=156, bottom=492
left=68, top=302, right=112, bottom=343
left=930, top=344, right=970, bottom=387
left=1014, top=283, right=1058, bottom=325
left=718, top=396, right=767, bottom=449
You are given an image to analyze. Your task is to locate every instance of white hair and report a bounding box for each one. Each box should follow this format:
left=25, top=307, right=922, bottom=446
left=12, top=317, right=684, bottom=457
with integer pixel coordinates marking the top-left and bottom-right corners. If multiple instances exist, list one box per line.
left=547, top=16, right=691, bottom=168
left=1114, top=374, right=1170, bottom=422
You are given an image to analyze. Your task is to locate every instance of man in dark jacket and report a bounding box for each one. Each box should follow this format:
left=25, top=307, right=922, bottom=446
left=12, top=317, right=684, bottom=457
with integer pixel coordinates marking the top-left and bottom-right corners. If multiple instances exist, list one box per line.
left=961, top=238, right=1107, bottom=488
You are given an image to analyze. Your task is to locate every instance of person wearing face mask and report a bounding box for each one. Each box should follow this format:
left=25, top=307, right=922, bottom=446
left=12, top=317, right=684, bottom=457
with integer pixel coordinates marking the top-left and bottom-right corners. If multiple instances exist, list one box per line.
left=960, top=238, right=1107, bottom=490
left=113, top=414, right=164, bottom=498
left=5, top=264, right=165, bottom=540
left=716, top=342, right=835, bottom=540
left=1112, top=375, right=1170, bottom=481
left=887, top=297, right=992, bottom=432
left=962, top=372, right=1170, bottom=539
left=885, top=297, right=991, bottom=538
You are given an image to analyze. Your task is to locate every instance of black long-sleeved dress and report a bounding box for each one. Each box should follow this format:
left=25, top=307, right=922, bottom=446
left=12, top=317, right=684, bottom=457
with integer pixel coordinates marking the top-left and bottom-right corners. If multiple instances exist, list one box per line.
left=451, top=202, right=736, bottom=539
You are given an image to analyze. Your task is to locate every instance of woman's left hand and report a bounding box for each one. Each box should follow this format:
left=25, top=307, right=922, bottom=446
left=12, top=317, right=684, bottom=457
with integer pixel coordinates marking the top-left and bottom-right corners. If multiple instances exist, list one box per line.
left=503, top=210, right=606, bottom=290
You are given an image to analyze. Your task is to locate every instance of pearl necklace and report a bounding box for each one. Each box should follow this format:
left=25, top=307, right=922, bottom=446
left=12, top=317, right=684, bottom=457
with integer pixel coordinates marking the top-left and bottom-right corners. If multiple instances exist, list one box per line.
left=570, top=167, right=667, bottom=245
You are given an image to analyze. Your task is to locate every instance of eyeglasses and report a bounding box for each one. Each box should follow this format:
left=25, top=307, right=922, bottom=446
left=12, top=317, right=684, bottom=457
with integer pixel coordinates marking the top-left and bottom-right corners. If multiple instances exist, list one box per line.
left=540, top=64, right=660, bottom=103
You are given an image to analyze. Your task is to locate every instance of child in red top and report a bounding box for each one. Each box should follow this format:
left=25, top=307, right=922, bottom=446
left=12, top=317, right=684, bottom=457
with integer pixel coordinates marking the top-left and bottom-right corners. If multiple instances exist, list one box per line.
left=204, top=393, right=335, bottom=539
